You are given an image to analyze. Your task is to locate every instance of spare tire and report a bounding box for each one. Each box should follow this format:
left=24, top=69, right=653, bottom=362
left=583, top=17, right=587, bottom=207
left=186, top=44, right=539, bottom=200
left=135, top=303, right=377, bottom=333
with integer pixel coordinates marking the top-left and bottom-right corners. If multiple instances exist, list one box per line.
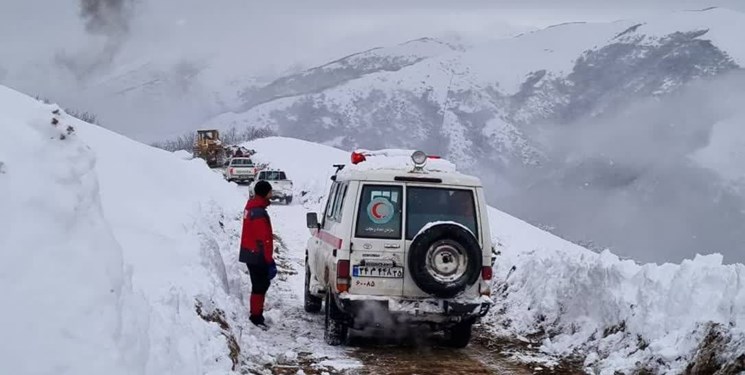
left=408, top=223, right=482, bottom=298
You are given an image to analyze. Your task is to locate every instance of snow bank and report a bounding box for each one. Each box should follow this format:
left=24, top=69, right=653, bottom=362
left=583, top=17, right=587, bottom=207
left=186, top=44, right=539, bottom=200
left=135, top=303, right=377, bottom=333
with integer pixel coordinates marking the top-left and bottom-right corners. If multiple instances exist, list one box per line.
left=173, top=149, right=193, bottom=160
left=485, top=207, right=745, bottom=374
left=0, top=86, right=133, bottom=374
left=74, top=115, right=249, bottom=374
left=0, top=84, right=275, bottom=374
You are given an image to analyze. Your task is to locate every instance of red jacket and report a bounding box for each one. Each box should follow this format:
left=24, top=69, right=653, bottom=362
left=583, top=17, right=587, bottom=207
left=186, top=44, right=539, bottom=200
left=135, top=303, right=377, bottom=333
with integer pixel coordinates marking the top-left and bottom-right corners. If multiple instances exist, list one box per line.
left=239, top=196, right=274, bottom=265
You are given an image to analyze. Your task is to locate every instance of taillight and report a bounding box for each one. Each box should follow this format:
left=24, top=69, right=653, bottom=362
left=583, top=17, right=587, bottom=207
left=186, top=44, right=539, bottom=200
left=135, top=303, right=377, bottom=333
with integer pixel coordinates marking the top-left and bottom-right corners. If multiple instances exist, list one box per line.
left=351, top=151, right=366, bottom=165
left=337, top=260, right=350, bottom=278
left=481, top=266, right=493, bottom=281
left=229, top=168, right=234, bottom=175
left=336, top=260, right=350, bottom=292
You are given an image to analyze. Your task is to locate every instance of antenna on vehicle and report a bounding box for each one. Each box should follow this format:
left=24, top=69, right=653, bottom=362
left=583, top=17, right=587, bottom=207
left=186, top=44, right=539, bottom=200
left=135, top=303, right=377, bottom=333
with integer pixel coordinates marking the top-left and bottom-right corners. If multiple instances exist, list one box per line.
left=331, top=164, right=345, bottom=181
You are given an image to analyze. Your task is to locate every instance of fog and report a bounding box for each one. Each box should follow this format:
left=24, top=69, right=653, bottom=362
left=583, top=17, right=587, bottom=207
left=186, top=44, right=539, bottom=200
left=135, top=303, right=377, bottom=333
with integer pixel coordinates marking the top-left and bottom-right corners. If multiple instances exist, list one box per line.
left=3, top=0, right=745, bottom=141
left=495, top=71, right=745, bottom=264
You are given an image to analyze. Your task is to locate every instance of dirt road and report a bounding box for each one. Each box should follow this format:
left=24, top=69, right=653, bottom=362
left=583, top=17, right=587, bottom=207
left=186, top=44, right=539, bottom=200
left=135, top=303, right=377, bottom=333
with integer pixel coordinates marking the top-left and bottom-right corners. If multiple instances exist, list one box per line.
left=271, top=335, right=537, bottom=375
left=351, top=342, right=534, bottom=375
left=271, top=332, right=540, bottom=375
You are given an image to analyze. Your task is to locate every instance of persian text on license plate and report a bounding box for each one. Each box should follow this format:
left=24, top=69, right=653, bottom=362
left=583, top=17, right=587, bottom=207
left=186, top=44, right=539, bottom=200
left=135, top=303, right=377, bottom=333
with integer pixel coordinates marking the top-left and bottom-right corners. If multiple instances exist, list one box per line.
left=353, top=265, right=404, bottom=278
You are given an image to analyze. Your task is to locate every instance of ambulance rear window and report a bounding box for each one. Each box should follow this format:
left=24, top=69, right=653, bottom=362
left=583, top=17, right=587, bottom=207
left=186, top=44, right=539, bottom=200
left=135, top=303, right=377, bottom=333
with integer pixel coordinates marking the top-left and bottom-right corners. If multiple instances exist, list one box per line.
left=406, top=187, right=477, bottom=240
left=355, top=185, right=403, bottom=239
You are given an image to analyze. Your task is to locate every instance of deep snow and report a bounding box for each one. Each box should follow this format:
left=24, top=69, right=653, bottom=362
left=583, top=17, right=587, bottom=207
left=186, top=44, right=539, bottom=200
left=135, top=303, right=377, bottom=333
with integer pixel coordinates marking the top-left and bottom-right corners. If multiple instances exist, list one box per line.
left=0, top=83, right=255, bottom=374
left=0, top=87, right=355, bottom=374
left=0, top=84, right=134, bottom=374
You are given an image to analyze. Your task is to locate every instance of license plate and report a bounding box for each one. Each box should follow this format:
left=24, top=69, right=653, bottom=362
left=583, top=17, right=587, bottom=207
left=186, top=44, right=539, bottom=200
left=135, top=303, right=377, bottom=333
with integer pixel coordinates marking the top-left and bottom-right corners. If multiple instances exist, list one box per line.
left=353, top=265, right=404, bottom=278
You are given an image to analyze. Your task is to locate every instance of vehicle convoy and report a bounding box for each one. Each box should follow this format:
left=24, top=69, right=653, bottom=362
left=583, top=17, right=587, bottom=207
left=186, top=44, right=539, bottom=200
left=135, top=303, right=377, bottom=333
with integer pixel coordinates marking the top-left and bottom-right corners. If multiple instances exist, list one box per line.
left=249, top=169, right=294, bottom=204
left=304, top=150, right=494, bottom=347
left=192, top=129, right=227, bottom=168
left=224, top=157, right=258, bottom=183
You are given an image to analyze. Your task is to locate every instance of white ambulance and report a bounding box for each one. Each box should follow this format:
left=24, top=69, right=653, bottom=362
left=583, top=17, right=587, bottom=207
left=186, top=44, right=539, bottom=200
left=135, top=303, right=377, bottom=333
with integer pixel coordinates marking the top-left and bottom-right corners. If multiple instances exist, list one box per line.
left=304, top=150, right=494, bottom=347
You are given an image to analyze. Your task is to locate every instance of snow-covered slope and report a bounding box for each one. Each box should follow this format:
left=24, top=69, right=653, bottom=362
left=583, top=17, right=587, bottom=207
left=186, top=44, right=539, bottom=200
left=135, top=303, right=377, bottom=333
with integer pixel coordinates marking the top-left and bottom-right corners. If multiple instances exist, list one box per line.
left=244, top=136, right=745, bottom=375
left=0, top=85, right=279, bottom=374
left=0, top=85, right=136, bottom=374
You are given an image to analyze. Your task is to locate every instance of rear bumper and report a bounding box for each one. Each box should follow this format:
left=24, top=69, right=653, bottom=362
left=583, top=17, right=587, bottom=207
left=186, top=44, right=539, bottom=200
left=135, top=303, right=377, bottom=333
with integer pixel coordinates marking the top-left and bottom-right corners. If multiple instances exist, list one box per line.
left=227, top=174, right=254, bottom=181
left=270, top=191, right=292, bottom=199
left=337, top=294, right=491, bottom=325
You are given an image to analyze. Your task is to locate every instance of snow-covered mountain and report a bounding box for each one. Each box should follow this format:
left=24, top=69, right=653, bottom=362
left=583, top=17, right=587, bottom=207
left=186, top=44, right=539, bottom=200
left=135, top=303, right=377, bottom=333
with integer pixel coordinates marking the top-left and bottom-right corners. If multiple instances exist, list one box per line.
left=239, top=37, right=464, bottom=109
left=209, top=8, right=744, bottom=165
left=205, top=8, right=745, bottom=263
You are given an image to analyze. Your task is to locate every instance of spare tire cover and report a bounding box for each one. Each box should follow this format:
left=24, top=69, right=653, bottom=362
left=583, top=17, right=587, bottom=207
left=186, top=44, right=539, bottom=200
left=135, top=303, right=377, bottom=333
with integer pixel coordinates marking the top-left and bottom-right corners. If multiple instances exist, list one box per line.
left=408, top=223, right=482, bottom=298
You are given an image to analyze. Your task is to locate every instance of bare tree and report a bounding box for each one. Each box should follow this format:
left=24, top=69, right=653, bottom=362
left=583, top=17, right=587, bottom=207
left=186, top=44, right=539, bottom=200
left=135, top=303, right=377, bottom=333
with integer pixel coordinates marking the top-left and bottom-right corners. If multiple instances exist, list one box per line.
left=65, top=109, right=100, bottom=125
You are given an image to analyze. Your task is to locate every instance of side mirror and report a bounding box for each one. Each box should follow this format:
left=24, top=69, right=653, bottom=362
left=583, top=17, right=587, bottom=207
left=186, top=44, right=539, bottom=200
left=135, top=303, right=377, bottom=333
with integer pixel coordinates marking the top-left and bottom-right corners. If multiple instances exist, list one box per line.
left=306, top=212, right=319, bottom=229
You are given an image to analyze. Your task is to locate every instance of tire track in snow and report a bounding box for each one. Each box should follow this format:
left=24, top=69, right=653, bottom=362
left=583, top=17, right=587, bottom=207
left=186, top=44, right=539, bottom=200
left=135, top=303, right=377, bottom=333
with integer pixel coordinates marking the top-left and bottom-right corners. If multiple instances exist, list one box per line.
left=261, top=202, right=363, bottom=374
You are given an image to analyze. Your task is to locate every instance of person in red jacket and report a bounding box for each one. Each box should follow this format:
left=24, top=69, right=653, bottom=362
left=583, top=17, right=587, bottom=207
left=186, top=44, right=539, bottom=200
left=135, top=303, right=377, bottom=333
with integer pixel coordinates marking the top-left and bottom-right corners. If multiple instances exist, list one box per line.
left=239, top=180, right=277, bottom=328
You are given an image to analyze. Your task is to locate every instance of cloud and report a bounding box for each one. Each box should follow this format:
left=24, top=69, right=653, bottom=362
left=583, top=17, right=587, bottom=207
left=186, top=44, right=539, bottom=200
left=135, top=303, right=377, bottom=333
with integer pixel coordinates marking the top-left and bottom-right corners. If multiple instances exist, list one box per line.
left=79, top=0, right=133, bottom=37
left=498, top=71, right=745, bottom=264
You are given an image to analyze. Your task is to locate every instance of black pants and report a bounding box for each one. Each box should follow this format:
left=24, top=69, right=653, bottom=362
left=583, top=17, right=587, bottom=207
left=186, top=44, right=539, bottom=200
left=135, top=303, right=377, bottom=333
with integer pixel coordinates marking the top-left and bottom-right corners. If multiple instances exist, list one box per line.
left=247, top=264, right=270, bottom=295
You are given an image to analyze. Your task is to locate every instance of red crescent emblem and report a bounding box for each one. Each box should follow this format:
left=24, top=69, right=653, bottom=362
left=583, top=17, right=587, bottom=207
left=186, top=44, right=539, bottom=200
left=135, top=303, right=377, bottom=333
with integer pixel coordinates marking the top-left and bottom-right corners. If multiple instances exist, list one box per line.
left=371, top=202, right=384, bottom=219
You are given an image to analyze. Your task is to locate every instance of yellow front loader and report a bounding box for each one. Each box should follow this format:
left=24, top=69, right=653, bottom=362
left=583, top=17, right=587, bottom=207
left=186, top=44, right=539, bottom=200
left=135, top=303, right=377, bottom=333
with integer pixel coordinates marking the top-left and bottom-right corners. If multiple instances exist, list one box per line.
left=192, top=129, right=227, bottom=168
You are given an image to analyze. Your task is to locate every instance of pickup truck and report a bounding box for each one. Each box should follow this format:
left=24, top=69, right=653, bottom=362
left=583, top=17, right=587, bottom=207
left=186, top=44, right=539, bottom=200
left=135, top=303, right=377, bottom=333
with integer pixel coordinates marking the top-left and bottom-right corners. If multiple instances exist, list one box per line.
left=224, top=157, right=258, bottom=184
left=249, top=169, right=293, bottom=204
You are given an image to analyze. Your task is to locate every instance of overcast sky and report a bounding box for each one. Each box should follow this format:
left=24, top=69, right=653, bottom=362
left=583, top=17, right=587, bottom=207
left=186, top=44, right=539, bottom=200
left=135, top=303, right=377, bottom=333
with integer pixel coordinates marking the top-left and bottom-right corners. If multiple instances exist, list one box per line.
left=1, top=0, right=744, bottom=141
left=4, top=0, right=744, bottom=78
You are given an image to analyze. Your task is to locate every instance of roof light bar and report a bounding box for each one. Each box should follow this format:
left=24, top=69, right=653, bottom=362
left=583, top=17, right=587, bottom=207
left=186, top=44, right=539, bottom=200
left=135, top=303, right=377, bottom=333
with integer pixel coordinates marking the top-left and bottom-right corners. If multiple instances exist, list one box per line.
left=349, top=149, right=439, bottom=167
left=351, top=151, right=366, bottom=165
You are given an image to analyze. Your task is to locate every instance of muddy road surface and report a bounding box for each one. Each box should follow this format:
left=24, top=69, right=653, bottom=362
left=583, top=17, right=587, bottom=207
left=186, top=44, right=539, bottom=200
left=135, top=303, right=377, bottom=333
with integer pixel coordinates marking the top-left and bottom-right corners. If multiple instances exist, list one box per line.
left=351, top=341, right=535, bottom=375
left=270, top=329, right=544, bottom=375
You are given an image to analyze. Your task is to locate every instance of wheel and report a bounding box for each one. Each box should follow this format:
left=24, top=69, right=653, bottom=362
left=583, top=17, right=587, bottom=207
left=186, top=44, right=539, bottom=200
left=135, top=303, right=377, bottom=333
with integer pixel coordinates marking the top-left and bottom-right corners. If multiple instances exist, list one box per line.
left=444, top=320, right=474, bottom=348
left=304, top=265, right=323, bottom=313
left=324, top=292, right=348, bottom=346
left=408, top=223, right=482, bottom=298
left=286, top=196, right=293, bottom=204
